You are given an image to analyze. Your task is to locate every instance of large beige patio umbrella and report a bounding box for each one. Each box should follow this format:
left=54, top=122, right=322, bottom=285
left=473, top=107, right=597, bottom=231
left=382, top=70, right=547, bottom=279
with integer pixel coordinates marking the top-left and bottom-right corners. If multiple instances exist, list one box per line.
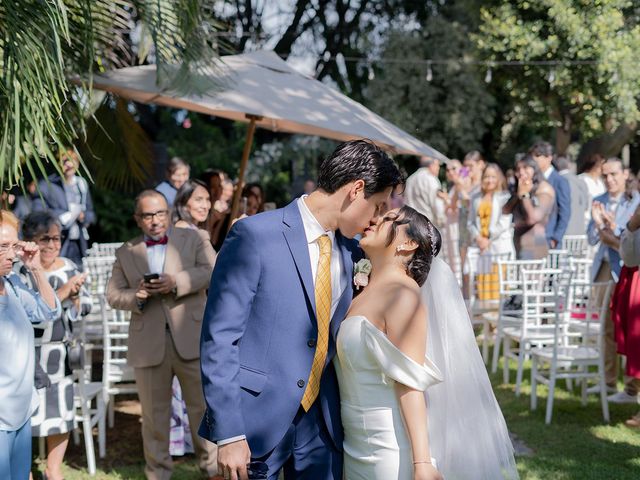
left=91, top=50, right=447, bottom=219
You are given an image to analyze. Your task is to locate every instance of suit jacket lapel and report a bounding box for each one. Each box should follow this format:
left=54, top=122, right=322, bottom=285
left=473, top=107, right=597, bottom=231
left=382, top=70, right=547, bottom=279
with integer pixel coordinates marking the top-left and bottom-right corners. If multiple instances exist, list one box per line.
left=130, top=236, right=151, bottom=276
left=164, top=228, right=180, bottom=274
left=282, top=201, right=317, bottom=315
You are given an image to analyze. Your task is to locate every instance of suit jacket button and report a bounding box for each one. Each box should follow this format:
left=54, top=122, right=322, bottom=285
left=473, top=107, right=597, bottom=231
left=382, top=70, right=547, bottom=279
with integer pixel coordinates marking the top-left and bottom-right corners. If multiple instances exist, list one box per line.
left=307, top=339, right=316, bottom=348
left=297, top=379, right=305, bottom=388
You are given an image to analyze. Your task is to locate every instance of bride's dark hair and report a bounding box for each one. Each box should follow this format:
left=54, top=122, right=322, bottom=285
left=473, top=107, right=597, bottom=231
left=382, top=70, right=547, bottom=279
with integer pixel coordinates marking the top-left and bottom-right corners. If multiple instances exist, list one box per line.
left=384, top=206, right=442, bottom=286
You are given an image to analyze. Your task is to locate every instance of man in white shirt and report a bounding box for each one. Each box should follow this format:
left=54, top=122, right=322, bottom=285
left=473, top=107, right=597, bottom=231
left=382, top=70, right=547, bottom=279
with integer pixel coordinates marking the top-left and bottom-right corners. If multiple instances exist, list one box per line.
left=404, top=156, right=446, bottom=228
left=107, top=190, right=218, bottom=480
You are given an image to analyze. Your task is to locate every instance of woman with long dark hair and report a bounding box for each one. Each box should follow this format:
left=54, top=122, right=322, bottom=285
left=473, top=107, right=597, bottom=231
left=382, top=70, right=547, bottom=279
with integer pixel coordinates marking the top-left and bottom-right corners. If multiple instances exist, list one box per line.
left=503, top=155, right=555, bottom=260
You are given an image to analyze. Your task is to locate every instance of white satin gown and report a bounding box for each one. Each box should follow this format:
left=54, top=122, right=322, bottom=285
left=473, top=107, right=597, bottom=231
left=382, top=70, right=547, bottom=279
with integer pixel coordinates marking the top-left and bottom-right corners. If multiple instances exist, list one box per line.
left=334, top=316, right=443, bottom=480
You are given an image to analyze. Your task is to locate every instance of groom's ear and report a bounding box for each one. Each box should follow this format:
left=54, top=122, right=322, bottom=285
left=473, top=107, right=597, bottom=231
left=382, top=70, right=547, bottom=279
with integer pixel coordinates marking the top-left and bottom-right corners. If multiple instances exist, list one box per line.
left=348, top=179, right=366, bottom=201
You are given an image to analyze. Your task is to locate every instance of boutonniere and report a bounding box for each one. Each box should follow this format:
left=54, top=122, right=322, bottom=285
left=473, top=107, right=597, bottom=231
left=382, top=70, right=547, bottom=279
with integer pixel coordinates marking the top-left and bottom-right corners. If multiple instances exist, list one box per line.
left=353, top=258, right=372, bottom=290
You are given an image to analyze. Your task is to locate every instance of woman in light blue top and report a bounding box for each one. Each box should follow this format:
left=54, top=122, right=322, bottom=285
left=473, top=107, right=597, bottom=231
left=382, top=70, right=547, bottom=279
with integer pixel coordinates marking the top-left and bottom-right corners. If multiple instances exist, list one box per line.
left=0, top=211, right=60, bottom=480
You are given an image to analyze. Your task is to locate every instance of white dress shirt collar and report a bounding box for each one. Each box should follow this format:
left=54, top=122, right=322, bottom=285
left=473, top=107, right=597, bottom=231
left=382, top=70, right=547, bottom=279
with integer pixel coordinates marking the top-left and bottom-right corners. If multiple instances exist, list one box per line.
left=543, top=166, right=554, bottom=179
left=297, top=195, right=336, bottom=245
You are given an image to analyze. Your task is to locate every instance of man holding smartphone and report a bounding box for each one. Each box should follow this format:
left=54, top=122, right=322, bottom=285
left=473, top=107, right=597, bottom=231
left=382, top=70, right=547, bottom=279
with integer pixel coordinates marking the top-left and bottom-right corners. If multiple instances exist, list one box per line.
left=107, top=189, right=219, bottom=480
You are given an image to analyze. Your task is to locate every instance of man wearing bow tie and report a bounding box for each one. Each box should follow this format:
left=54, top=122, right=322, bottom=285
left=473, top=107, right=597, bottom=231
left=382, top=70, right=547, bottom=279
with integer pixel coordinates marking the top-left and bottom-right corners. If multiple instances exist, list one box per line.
left=107, top=189, right=219, bottom=480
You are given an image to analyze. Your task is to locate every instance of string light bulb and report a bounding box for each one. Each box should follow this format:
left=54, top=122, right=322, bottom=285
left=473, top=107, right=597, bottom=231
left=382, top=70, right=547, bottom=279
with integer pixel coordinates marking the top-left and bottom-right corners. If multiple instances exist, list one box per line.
left=426, top=61, right=433, bottom=82
left=368, top=65, right=375, bottom=81
left=484, top=67, right=492, bottom=83
left=547, top=69, right=556, bottom=84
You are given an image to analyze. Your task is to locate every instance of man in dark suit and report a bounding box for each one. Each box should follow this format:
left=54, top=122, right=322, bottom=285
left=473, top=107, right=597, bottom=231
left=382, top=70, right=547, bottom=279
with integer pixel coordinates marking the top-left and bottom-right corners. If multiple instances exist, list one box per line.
left=529, top=141, right=571, bottom=248
left=199, top=140, right=403, bottom=480
left=32, top=149, right=95, bottom=266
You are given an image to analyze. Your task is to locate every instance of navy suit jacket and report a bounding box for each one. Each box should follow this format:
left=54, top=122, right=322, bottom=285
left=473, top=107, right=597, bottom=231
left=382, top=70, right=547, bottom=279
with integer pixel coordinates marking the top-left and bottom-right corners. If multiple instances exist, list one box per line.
left=545, top=169, right=571, bottom=246
left=198, top=200, right=362, bottom=457
left=32, top=174, right=96, bottom=258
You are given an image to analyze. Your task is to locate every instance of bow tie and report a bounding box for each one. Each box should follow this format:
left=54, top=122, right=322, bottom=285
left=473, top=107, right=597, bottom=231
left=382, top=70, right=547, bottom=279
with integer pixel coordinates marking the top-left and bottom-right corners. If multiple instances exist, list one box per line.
left=145, top=236, right=168, bottom=247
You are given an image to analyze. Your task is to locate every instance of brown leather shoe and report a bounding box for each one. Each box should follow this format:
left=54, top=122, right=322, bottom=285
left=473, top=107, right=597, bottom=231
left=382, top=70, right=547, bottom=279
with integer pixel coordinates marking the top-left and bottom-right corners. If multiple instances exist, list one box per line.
left=624, top=414, right=640, bottom=428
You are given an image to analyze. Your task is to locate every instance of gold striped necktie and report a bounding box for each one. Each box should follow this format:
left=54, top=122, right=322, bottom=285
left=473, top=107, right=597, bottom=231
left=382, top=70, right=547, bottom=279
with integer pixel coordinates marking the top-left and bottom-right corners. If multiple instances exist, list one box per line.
left=301, top=234, right=332, bottom=411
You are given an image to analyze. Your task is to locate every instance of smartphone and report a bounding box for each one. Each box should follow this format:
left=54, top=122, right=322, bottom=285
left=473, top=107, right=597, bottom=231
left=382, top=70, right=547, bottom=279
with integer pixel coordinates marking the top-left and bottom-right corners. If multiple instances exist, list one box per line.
left=143, top=273, right=160, bottom=283
left=460, top=167, right=470, bottom=178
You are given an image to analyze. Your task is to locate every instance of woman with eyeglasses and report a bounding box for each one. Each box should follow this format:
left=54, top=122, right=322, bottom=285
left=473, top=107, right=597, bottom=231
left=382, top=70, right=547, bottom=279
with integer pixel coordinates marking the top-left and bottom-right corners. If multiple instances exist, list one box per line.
left=19, top=211, right=91, bottom=480
left=0, top=210, right=60, bottom=480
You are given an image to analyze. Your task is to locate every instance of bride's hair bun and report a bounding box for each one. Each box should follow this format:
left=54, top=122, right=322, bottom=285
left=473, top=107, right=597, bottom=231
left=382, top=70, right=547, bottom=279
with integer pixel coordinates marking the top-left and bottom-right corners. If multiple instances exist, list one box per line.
left=385, top=206, right=442, bottom=286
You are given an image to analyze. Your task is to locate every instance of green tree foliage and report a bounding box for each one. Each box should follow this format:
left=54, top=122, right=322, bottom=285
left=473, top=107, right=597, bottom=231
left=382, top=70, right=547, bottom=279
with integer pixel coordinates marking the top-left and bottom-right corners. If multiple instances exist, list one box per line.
left=475, top=0, right=640, bottom=159
left=366, top=17, right=496, bottom=159
left=0, top=0, right=225, bottom=190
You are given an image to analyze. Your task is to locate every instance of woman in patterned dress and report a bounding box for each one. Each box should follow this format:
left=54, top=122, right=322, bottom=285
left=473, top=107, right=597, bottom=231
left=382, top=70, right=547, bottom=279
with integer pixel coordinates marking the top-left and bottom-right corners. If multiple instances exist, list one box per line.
left=171, top=180, right=213, bottom=456
left=21, top=211, right=91, bottom=480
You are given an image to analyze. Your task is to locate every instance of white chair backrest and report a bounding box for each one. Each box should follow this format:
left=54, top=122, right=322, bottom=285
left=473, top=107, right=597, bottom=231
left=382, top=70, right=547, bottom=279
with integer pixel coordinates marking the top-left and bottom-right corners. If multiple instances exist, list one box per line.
left=497, top=259, right=545, bottom=296
left=101, top=296, right=134, bottom=386
left=83, top=256, right=115, bottom=297
left=467, top=250, right=513, bottom=303
left=546, top=249, right=570, bottom=270
left=86, top=242, right=123, bottom=259
left=520, top=268, right=568, bottom=334
left=568, top=257, right=593, bottom=285
left=565, top=281, right=614, bottom=342
left=562, top=235, right=588, bottom=257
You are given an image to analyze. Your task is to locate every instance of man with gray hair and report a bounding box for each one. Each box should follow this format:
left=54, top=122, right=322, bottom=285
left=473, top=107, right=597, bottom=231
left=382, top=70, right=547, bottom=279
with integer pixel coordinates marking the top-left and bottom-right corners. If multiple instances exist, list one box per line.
left=404, top=156, right=446, bottom=227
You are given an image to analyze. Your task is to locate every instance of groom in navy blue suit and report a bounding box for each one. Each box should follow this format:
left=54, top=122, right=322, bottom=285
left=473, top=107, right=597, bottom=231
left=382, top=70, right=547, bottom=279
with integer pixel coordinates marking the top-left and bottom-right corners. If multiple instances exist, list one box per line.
left=199, top=140, right=403, bottom=480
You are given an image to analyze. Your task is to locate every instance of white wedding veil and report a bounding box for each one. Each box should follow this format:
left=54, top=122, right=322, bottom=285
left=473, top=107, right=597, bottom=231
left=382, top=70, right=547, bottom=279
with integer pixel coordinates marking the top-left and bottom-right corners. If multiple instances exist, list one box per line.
left=423, top=256, right=519, bottom=480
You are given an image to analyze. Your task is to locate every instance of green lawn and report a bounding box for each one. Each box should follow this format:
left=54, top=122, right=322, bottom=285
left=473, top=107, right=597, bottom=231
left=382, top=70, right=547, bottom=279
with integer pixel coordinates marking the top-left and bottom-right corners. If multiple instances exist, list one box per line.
left=36, top=357, right=640, bottom=479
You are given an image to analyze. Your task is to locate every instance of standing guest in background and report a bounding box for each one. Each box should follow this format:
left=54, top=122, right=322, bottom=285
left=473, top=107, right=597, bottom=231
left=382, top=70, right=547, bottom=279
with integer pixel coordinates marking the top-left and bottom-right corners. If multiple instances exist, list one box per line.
left=614, top=205, right=640, bottom=426
left=579, top=153, right=607, bottom=201
left=11, top=177, right=37, bottom=221
left=458, top=151, right=486, bottom=297
left=556, top=155, right=590, bottom=237
left=0, top=210, right=59, bottom=480
left=107, top=190, right=219, bottom=480
left=439, top=159, right=463, bottom=282
left=33, top=149, right=96, bottom=268
left=404, top=156, right=445, bottom=228
left=587, top=157, right=640, bottom=403
left=20, top=211, right=91, bottom=480
left=245, top=183, right=266, bottom=213
left=215, top=176, right=234, bottom=214
left=171, top=179, right=214, bottom=457
left=503, top=155, right=555, bottom=260
left=303, top=179, right=317, bottom=195
left=174, top=179, right=213, bottom=232
left=529, top=141, right=570, bottom=248
left=468, top=164, right=514, bottom=299
left=155, top=157, right=190, bottom=207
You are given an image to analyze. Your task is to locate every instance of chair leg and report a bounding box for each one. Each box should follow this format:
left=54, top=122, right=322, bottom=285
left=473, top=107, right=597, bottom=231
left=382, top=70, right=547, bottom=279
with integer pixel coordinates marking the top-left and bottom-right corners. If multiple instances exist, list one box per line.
left=108, top=394, right=115, bottom=428
left=73, top=428, right=80, bottom=446
left=492, top=328, right=502, bottom=374
left=82, top=413, right=97, bottom=475
left=599, top=365, right=610, bottom=423
left=482, top=319, right=490, bottom=365
left=515, top=344, right=526, bottom=397
left=98, top=397, right=106, bottom=458
left=531, top=356, right=538, bottom=411
left=503, top=338, right=510, bottom=384
left=38, top=436, right=46, bottom=459
left=545, top=367, right=556, bottom=424
left=580, top=367, right=588, bottom=406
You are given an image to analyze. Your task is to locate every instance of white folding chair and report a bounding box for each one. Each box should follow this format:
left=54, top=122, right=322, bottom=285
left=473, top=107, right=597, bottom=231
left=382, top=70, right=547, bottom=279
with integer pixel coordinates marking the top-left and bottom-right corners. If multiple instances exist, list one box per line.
left=73, top=368, right=106, bottom=475
left=101, top=296, right=137, bottom=428
left=561, top=235, right=589, bottom=258
left=530, top=281, right=614, bottom=424
left=484, top=258, right=545, bottom=371
left=545, top=249, right=570, bottom=270
left=466, top=249, right=512, bottom=322
left=86, top=242, right=123, bottom=259
left=502, top=268, right=571, bottom=396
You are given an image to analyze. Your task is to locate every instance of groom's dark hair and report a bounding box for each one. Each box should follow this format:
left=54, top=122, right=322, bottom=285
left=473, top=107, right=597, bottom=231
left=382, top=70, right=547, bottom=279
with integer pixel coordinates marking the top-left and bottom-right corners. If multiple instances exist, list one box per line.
left=317, top=139, right=403, bottom=197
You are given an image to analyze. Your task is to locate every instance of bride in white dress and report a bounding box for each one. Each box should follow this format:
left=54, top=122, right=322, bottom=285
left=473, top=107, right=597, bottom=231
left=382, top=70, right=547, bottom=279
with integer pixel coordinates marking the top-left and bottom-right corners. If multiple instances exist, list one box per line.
left=335, top=206, right=518, bottom=480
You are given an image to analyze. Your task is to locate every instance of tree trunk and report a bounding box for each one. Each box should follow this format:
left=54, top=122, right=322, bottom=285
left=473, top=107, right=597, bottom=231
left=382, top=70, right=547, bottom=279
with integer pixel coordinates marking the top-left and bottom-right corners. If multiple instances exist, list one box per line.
left=555, top=122, right=571, bottom=155
left=577, top=121, right=639, bottom=168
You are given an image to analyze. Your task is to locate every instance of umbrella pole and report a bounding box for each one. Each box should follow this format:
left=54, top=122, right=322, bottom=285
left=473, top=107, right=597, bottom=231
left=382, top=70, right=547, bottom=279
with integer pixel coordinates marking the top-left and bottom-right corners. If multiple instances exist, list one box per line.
left=229, top=115, right=261, bottom=226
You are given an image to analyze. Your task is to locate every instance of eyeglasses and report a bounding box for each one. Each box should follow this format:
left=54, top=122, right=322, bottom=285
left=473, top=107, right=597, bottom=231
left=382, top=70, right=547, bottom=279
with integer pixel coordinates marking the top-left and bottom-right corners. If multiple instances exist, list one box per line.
left=37, top=235, right=61, bottom=245
left=137, top=210, right=169, bottom=222
left=0, top=242, right=20, bottom=255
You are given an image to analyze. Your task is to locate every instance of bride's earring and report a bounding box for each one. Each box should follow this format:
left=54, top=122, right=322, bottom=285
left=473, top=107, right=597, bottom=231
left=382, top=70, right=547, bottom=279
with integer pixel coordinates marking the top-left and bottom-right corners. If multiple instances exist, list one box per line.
left=396, top=244, right=405, bottom=253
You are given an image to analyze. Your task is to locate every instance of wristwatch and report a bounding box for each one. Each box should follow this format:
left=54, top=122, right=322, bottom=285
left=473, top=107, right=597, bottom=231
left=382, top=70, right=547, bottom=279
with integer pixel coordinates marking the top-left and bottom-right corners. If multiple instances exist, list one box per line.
left=519, top=193, right=531, bottom=200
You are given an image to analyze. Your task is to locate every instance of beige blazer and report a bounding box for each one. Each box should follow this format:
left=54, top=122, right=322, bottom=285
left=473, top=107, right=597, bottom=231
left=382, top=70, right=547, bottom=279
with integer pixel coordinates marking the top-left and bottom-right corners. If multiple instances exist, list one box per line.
left=106, top=228, right=216, bottom=368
